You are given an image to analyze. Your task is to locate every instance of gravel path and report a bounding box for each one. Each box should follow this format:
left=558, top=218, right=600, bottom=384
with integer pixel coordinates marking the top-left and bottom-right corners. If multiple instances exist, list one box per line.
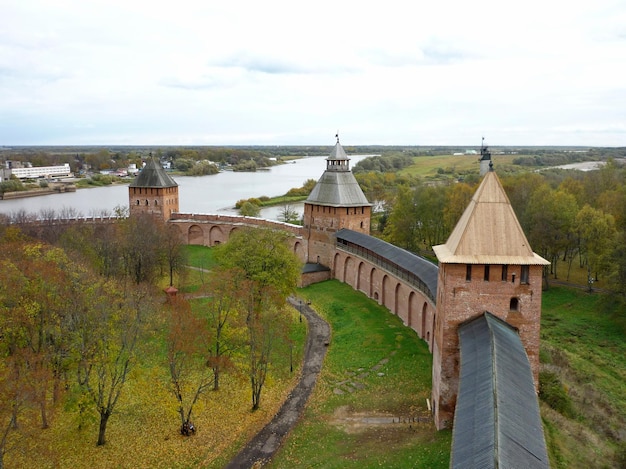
left=225, top=297, right=330, bottom=469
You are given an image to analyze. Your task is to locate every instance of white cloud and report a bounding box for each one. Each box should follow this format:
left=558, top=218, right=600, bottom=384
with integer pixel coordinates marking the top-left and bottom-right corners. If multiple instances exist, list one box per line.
left=0, top=0, right=624, bottom=145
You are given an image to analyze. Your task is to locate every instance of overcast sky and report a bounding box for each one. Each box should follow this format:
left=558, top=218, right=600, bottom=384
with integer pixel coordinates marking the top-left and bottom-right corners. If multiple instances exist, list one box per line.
left=1, top=0, right=625, bottom=147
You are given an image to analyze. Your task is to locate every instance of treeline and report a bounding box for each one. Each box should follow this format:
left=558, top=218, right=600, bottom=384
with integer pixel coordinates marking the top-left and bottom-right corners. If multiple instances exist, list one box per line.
left=5, top=145, right=623, bottom=175
left=353, top=153, right=414, bottom=173
left=377, top=159, right=626, bottom=299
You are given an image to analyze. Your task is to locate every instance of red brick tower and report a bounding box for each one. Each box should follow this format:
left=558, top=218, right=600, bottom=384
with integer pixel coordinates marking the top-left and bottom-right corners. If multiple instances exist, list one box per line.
left=431, top=168, right=549, bottom=430
left=129, top=156, right=179, bottom=222
left=303, top=136, right=372, bottom=267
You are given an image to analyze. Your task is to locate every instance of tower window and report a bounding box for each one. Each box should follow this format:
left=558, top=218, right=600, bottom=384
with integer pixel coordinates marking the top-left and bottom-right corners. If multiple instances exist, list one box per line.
left=521, top=265, right=530, bottom=284
left=510, top=297, right=519, bottom=311
left=466, top=265, right=472, bottom=282
left=502, top=265, right=508, bottom=281
left=484, top=265, right=490, bottom=281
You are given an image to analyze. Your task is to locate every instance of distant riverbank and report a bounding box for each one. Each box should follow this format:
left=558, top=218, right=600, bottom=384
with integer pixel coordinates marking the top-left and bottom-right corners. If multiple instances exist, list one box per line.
left=0, top=155, right=371, bottom=219
left=0, top=182, right=77, bottom=200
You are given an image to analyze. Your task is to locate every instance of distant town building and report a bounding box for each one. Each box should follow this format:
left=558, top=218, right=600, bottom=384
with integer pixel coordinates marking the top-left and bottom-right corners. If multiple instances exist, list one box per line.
left=4, top=161, right=72, bottom=180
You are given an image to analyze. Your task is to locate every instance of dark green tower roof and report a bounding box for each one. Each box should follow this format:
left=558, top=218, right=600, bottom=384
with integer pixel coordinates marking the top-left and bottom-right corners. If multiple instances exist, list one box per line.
left=129, top=157, right=177, bottom=188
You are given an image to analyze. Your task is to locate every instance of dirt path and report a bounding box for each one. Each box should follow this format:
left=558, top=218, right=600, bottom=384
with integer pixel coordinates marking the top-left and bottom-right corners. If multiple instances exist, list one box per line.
left=225, top=297, right=330, bottom=469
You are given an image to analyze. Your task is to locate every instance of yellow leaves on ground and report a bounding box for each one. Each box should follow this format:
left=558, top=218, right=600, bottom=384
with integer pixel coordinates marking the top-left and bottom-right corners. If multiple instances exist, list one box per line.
left=6, top=362, right=300, bottom=469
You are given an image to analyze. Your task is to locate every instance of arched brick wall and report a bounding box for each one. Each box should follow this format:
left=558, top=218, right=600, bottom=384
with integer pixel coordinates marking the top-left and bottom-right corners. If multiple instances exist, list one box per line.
left=38, top=214, right=437, bottom=349
left=188, top=225, right=204, bottom=245
left=330, top=249, right=435, bottom=346
left=209, top=225, right=225, bottom=245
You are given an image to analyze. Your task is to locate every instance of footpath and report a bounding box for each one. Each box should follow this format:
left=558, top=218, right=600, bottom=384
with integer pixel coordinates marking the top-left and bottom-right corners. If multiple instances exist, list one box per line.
left=225, top=297, right=330, bottom=469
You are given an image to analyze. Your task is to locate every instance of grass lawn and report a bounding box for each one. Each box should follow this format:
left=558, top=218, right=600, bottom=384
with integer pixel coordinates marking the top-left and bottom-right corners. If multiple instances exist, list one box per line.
left=269, top=280, right=451, bottom=469
left=540, top=286, right=626, bottom=468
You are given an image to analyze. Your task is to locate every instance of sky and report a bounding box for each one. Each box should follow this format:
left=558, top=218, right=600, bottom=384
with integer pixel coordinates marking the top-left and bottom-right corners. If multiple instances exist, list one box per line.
left=1, top=0, right=625, bottom=147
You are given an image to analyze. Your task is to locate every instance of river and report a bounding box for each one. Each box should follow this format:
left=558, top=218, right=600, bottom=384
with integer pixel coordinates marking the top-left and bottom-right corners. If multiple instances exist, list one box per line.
left=0, top=155, right=372, bottom=221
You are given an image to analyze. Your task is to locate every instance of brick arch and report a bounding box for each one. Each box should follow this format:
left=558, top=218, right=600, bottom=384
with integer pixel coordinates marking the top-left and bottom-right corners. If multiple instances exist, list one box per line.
left=333, top=252, right=343, bottom=281
left=369, top=268, right=377, bottom=299
left=343, top=256, right=355, bottom=287
left=188, top=225, right=204, bottom=245
left=293, top=240, right=304, bottom=261
left=382, top=275, right=391, bottom=310
left=422, top=302, right=428, bottom=340
left=394, top=282, right=401, bottom=316
left=408, top=291, right=418, bottom=329
left=168, top=223, right=183, bottom=241
left=209, top=225, right=225, bottom=246
left=357, top=261, right=367, bottom=292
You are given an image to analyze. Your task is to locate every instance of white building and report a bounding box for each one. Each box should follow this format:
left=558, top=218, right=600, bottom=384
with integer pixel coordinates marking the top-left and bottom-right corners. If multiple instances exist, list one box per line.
left=8, top=163, right=72, bottom=180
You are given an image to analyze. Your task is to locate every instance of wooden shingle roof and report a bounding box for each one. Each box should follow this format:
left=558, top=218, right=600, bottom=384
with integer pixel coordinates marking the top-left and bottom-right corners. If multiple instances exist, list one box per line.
left=433, top=171, right=548, bottom=265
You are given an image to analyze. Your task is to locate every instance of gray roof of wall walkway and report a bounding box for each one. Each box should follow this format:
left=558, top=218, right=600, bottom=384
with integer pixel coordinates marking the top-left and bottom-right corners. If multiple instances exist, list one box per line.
left=451, top=312, right=549, bottom=469
left=335, top=229, right=438, bottom=298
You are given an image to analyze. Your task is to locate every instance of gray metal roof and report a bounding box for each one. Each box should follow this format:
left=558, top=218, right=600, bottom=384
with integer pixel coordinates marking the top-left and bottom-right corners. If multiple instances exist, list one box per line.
left=327, top=140, right=350, bottom=161
left=306, top=171, right=371, bottom=207
left=335, top=229, right=438, bottom=299
left=451, top=313, right=549, bottom=469
left=305, top=139, right=370, bottom=207
left=129, top=158, right=178, bottom=188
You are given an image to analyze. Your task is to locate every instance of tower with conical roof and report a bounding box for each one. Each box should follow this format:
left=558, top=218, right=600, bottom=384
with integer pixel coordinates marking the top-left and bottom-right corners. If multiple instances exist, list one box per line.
left=128, top=156, right=179, bottom=222
left=430, top=167, right=549, bottom=429
left=303, top=135, right=372, bottom=267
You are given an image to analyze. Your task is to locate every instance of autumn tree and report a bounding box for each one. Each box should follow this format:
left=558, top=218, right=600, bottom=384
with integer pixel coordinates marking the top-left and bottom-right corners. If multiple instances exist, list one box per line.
left=119, top=214, right=166, bottom=285
left=71, top=280, right=152, bottom=445
left=163, top=223, right=186, bottom=287
left=383, top=185, right=422, bottom=253
left=202, top=269, right=248, bottom=391
left=165, top=297, right=213, bottom=435
left=214, top=228, right=301, bottom=410
left=214, top=228, right=301, bottom=310
left=383, top=184, right=448, bottom=253
left=573, top=205, right=616, bottom=288
left=278, top=204, right=300, bottom=224
left=526, top=185, right=578, bottom=280
left=0, top=258, right=35, bottom=468
left=443, top=182, right=475, bottom=234
left=239, top=201, right=260, bottom=217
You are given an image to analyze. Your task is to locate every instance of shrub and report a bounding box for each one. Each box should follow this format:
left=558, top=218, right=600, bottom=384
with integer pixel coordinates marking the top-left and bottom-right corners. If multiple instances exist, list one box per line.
left=539, top=370, right=576, bottom=418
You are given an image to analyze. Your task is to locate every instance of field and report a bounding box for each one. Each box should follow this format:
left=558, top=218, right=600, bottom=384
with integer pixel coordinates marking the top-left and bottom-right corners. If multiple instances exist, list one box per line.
left=269, top=280, right=452, bottom=469
left=398, top=154, right=521, bottom=180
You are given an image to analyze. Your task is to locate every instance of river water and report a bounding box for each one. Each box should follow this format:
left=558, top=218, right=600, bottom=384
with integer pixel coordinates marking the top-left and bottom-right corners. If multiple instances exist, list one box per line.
left=0, top=155, right=371, bottom=221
